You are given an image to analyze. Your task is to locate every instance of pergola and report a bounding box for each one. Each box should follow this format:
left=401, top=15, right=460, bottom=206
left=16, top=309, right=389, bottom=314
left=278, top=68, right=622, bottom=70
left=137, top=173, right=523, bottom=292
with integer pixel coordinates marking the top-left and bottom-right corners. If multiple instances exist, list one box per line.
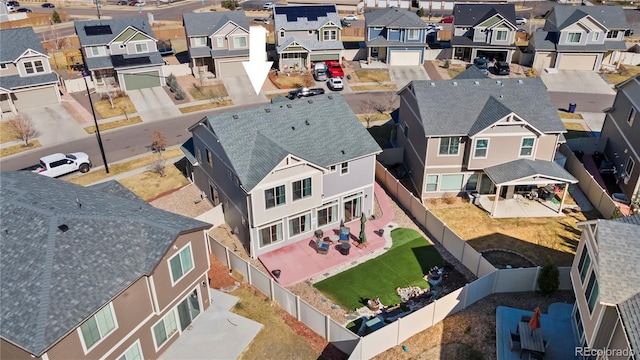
left=483, top=159, right=579, bottom=217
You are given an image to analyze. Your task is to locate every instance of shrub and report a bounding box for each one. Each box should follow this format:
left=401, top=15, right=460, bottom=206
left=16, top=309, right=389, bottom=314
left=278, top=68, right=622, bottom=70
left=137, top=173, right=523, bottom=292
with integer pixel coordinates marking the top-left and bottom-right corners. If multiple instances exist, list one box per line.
left=51, top=10, right=61, bottom=24
left=417, top=8, right=425, bottom=17
left=166, top=73, right=176, bottom=87
left=443, top=60, right=450, bottom=69
left=538, top=263, right=560, bottom=295
left=175, top=88, right=185, bottom=100
left=221, top=0, right=237, bottom=10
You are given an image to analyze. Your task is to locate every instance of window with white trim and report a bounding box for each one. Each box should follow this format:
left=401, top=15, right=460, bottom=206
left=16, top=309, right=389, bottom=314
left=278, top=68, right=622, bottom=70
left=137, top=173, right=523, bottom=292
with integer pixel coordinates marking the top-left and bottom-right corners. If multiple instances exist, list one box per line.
left=259, top=222, right=283, bottom=247
left=206, top=148, right=213, bottom=167
left=168, top=244, right=194, bottom=284
left=23, top=60, right=45, bottom=74
left=341, top=162, right=349, bottom=175
left=0, top=63, right=7, bottom=70
left=292, top=177, right=311, bottom=200
left=323, top=30, right=337, bottom=41
left=520, top=137, right=535, bottom=156
left=440, top=174, right=464, bottom=191
left=574, top=307, right=584, bottom=341
left=585, top=271, right=598, bottom=313
left=194, top=37, right=207, bottom=46
left=496, top=30, right=507, bottom=41
left=407, top=29, right=419, bottom=40
left=279, top=30, right=285, bottom=38
left=439, top=137, right=460, bottom=155
left=216, top=37, right=224, bottom=47
left=317, top=201, right=338, bottom=226
left=567, top=32, right=581, bottom=43
left=196, top=148, right=202, bottom=163
left=474, top=139, right=489, bottom=158
left=425, top=175, right=438, bottom=191
left=289, top=212, right=311, bottom=237
left=577, top=245, right=591, bottom=283
left=152, top=311, right=178, bottom=349
left=79, top=304, right=117, bottom=351
left=117, top=340, right=143, bottom=360
left=233, top=36, right=247, bottom=48
left=90, top=46, right=106, bottom=56
left=135, top=43, right=148, bottom=53
left=465, top=174, right=478, bottom=191
left=628, top=107, right=636, bottom=126
left=592, top=32, right=600, bottom=41
left=625, top=157, right=635, bottom=176
left=606, top=30, right=619, bottom=39
left=265, top=185, right=285, bottom=208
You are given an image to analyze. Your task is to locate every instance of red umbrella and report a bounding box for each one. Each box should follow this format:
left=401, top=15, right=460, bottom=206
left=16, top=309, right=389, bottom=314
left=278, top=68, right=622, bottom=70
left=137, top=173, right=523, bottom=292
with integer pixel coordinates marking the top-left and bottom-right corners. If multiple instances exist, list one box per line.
left=529, top=307, right=541, bottom=333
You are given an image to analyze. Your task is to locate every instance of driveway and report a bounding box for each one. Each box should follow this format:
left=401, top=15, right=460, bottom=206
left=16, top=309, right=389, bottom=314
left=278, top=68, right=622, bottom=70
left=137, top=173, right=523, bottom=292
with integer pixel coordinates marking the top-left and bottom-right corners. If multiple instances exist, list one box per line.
left=127, top=87, right=182, bottom=122
left=389, top=66, right=429, bottom=88
left=20, top=104, right=88, bottom=147
left=540, top=70, right=617, bottom=112
left=222, top=75, right=268, bottom=105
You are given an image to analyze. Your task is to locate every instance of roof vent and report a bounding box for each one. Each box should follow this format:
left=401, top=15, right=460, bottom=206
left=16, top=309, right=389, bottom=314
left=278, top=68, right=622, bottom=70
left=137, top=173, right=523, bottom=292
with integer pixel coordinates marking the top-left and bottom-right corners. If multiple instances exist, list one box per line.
left=58, top=224, right=69, bottom=233
left=474, top=81, right=480, bottom=85
left=328, top=95, right=333, bottom=100
left=265, top=108, right=271, bottom=113
left=517, top=79, right=523, bottom=84
left=496, top=80, right=502, bottom=85
left=499, top=94, right=504, bottom=98
left=232, top=115, right=239, bottom=119
left=452, top=81, right=458, bottom=86
left=307, top=99, right=313, bottom=104
left=291, top=126, right=295, bottom=130
left=287, top=104, right=292, bottom=108
left=341, top=150, right=345, bottom=154
left=305, top=120, right=310, bottom=126
left=430, top=82, right=436, bottom=87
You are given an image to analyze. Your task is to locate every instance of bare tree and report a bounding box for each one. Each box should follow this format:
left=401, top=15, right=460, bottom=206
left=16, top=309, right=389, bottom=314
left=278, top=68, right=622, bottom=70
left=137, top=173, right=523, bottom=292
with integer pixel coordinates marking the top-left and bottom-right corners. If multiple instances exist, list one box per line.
left=150, top=153, right=168, bottom=177
left=383, top=92, right=399, bottom=113
left=102, top=79, right=117, bottom=109
left=43, top=25, right=69, bottom=52
left=150, top=130, right=167, bottom=153
left=8, top=114, right=39, bottom=147
left=207, top=85, right=227, bottom=104
left=360, top=100, right=377, bottom=128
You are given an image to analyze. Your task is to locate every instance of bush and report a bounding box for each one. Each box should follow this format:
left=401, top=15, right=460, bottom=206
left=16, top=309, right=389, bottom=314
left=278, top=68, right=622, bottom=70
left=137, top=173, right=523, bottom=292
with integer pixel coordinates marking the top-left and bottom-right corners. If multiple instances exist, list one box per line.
left=175, top=88, right=185, bottom=100
left=417, top=8, right=425, bottom=17
left=443, top=60, right=450, bottom=69
left=51, top=10, right=61, bottom=24
left=538, top=263, right=560, bottom=295
left=221, top=0, right=237, bottom=10
left=166, top=73, right=176, bottom=88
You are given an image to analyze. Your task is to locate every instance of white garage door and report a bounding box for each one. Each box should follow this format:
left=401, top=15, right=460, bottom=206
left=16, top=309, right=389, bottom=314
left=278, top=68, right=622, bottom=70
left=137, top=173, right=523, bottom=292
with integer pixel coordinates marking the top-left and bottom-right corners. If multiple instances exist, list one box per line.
left=558, top=54, right=597, bottom=71
left=217, top=61, right=247, bottom=78
left=13, top=86, right=59, bottom=111
left=389, top=51, right=421, bottom=66
left=533, top=52, right=554, bottom=70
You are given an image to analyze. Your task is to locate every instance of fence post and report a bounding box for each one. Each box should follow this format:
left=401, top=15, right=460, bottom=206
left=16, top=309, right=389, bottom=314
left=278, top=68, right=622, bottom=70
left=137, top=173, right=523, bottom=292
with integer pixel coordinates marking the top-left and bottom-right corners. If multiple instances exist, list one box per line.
left=225, top=247, right=231, bottom=269
left=396, top=317, right=402, bottom=346
left=460, top=241, right=466, bottom=265
left=296, top=295, right=301, bottom=321
left=475, top=253, right=482, bottom=277
left=325, top=315, right=331, bottom=340
left=246, top=262, right=252, bottom=285
left=269, top=278, right=275, bottom=299
left=492, top=269, right=500, bottom=293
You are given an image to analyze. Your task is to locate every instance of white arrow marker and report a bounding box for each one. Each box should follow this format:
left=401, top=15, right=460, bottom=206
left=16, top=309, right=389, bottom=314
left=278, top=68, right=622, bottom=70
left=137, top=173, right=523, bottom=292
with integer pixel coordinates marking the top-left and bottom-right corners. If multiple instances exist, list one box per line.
left=243, top=26, right=273, bottom=95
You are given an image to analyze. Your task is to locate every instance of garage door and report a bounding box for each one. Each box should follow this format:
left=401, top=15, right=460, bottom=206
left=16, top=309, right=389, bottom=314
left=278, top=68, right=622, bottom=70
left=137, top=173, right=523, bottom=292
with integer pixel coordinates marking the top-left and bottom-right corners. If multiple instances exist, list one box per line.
left=123, top=71, right=161, bottom=91
left=389, top=51, right=421, bottom=66
left=533, top=52, right=554, bottom=70
left=13, top=86, right=59, bottom=111
left=217, top=61, right=247, bottom=78
left=558, top=54, right=597, bottom=71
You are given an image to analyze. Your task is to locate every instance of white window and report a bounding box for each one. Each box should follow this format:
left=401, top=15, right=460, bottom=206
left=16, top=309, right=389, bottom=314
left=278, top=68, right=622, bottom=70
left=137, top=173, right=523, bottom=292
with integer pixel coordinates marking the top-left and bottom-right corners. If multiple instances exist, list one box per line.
left=373, top=26, right=383, bottom=30
left=317, top=201, right=338, bottom=226
left=474, top=139, right=489, bottom=158
left=628, top=107, right=636, bottom=126
left=323, top=30, right=337, bottom=41
left=407, top=29, right=419, bottom=40
left=439, top=137, right=460, bottom=155
left=329, top=165, right=337, bottom=172
left=606, top=30, right=619, bottom=39
left=592, top=32, right=600, bottom=41
left=23, top=60, right=45, bottom=74
left=233, top=36, right=247, bottom=48
left=194, top=37, right=207, bottom=46
left=259, top=222, right=283, bottom=247
left=520, top=137, right=535, bottom=156
left=90, top=46, right=106, bottom=56
left=425, top=175, right=438, bottom=191
left=289, top=212, right=311, bottom=237
left=279, top=30, right=285, bottom=38
left=117, top=340, right=143, bottom=360
left=567, top=32, right=581, bottom=43
left=292, top=177, right=311, bottom=200
left=135, top=43, right=148, bottom=53
left=216, top=37, right=224, bottom=47
left=152, top=311, right=178, bottom=349
left=496, top=30, right=507, bottom=41
left=168, top=244, right=194, bottom=284
left=265, top=185, right=285, bottom=208
left=196, top=148, right=202, bottom=163
left=341, top=162, right=349, bottom=175
left=79, top=304, right=117, bottom=352
left=585, top=271, right=598, bottom=313
left=440, top=174, right=464, bottom=191
left=625, top=157, right=635, bottom=176
left=0, top=63, right=7, bottom=70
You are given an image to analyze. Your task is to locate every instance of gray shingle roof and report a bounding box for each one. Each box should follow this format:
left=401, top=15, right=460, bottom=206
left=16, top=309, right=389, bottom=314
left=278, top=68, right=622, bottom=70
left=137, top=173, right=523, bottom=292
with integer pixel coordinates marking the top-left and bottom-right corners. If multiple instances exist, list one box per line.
left=364, top=7, right=427, bottom=28
left=0, top=73, right=58, bottom=91
left=547, top=5, right=628, bottom=31
left=84, top=53, right=163, bottom=71
left=484, top=158, right=578, bottom=185
left=182, top=11, right=249, bottom=37
left=75, top=17, right=156, bottom=46
left=451, top=35, right=515, bottom=47
left=531, top=31, right=558, bottom=51
left=366, top=37, right=428, bottom=47
left=453, top=65, right=489, bottom=80
left=453, top=4, right=516, bottom=27
left=0, top=27, right=47, bottom=63
left=273, top=4, right=341, bottom=31
left=0, top=172, right=210, bottom=356
left=618, top=292, right=640, bottom=355
left=404, top=78, right=565, bottom=137
left=190, top=94, right=381, bottom=191
left=276, top=37, right=343, bottom=53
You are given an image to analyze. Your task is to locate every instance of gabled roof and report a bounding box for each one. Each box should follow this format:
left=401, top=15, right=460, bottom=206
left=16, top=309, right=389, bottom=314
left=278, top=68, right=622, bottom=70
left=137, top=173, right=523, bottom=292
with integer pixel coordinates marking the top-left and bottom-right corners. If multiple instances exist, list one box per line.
left=0, top=27, right=48, bottom=63
left=273, top=4, right=341, bottom=31
left=188, top=94, right=381, bottom=191
left=484, top=158, right=578, bottom=185
left=618, top=293, right=640, bottom=355
left=453, top=65, right=490, bottom=80
left=182, top=11, right=250, bottom=37
left=531, top=30, right=626, bottom=52
left=0, top=172, right=211, bottom=356
left=364, top=7, right=427, bottom=28
left=276, top=37, right=343, bottom=53
left=546, top=5, right=628, bottom=31
left=401, top=78, right=565, bottom=137
left=453, top=4, right=516, bottom=27
left=75, top=17, right=156, bottom=46
left=0, top=73, right=58, bottom=91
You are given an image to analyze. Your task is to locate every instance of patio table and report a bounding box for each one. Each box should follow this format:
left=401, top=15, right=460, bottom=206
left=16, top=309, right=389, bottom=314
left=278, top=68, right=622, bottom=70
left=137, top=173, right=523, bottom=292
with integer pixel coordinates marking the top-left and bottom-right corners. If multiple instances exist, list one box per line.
left=329, top=235, right=339, bottom=243
left=518, top=321, right=545, bottom=355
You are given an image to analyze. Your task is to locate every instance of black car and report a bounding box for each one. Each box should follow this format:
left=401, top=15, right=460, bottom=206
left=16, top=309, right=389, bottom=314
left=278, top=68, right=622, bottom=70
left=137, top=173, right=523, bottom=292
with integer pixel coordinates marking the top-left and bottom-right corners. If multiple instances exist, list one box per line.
left=6, top=1, right=19, bottom=6
left=253, top=18, right=269, bottom=24
left=341, top=19, right=351, bottom=27
left=116, top=0, right=128, bottom=4
left=625, top=29, right=634, bottom=36
left=493, top=61, right=510, bottom=75
left=16, top=7, right=32, bottom=12
left=41, top=2, right=55, bottom=7
left=287, top=87, right=325, bottom=99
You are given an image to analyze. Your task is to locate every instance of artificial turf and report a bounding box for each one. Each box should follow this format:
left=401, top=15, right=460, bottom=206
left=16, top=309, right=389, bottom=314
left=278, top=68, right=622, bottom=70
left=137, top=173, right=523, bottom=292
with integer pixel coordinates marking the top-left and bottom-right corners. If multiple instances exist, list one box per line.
left=313, top=228, right=443, bottom=310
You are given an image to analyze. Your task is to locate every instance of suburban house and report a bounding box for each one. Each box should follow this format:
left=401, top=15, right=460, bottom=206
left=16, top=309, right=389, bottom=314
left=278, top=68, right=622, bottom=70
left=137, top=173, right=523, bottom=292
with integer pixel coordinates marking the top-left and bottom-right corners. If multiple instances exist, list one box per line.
left=182, top=12, right=250, bottom=79
left=0, top=27, right=60, bottom=114
left=600, top=75, right=640, bottom=205
left=396, top=75, right=577, bottom=213
left=183, top=94, right=381, bottom=258
left=571, top=215, right=640, bottom=359
left=451, top=4, right=518, bottom=63
left=273, top=4, right=344, bottom=71
left=530, top=5, right=628, bottom=71
left=364, top=7, right=429, bottom=66
left=75, top=17, right=165, bottom=92
left=0, top=172, right=212, bottom=359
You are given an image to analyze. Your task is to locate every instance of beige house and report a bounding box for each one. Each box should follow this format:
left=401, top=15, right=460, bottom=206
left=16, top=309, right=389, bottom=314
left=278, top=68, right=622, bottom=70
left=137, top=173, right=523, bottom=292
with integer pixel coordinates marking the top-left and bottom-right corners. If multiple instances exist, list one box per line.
left=0, top=172, right=212, bottom=360
left=571, top=215, right=640, bottom=359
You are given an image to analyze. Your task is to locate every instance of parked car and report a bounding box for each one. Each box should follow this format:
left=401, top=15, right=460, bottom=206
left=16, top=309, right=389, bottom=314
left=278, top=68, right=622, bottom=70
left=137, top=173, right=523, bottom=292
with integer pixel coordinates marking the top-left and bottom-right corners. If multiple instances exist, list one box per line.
left=324, top=60, right=344, bottom=78
left=625, top=29, right=634, bottom=36
left=343, top=14, right=358, bottom=21
left=440, top=16, right=454, bottom=23
left=116, top=0, right=128, bottom=4
left=287, top=87, right=325, bottom=99
left=6, top=1, right=19, bottom=7
left=493, top=61, right=510, bottom=75
left=16, top=7, right=32, bottom=12
left=327, top=77, right=344, bottom=91
left=262, top=2, right=274, bottom=9
left=313, top=63, right=328, bottom=81
left=41, top=2, right=55, bottom=7
left=134, top=1, right=146, bottom=6
left=341, top=19, right=352, bottom=27
left=516, top=28, right=527, bottom=33
left=515, top=17, right=527, bottom=25
left=6, top=5, right=15, bottom=11
left=33, top=153, right=92, bottom=178
left=253, top=18, right=270, bottom=24
left=473, top=57, right=489, bottom=74
left=426, top=23, right=444, bottom=31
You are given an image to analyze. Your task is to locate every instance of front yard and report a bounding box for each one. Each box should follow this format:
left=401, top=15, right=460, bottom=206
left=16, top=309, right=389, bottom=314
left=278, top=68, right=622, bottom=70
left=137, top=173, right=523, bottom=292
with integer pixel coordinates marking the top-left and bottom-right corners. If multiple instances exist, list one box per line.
left=93, top=96, right=137, bottom=119
left=268, top=71, right=314, bottom=89
left=604, top=65, right=640, bottom=85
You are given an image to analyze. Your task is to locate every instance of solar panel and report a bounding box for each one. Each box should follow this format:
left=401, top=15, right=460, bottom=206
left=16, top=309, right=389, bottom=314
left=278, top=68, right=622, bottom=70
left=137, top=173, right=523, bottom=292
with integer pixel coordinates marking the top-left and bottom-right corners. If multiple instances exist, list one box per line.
left=111, top=55, right=152, bottom=68
left=275, top=5, right=336, bottom=22
left=84, top=25, right=112, bottom=36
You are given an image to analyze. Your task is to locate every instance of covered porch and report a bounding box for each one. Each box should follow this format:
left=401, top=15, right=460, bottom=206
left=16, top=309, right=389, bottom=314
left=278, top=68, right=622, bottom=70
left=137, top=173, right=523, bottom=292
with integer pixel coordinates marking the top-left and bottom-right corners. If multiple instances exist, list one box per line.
left=481, top=159, right=578, bottom=218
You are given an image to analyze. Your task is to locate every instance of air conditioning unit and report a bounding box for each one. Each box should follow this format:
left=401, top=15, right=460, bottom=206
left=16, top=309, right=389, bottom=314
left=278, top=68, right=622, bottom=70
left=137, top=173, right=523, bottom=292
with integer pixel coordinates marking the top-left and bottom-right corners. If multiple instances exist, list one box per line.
left=624, top=175, right=630, bottom=185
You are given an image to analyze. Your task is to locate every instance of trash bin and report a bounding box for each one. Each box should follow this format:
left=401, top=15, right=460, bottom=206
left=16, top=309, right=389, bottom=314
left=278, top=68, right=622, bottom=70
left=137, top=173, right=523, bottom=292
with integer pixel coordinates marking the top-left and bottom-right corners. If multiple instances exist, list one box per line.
left=568, top=103, right=577, bottom=113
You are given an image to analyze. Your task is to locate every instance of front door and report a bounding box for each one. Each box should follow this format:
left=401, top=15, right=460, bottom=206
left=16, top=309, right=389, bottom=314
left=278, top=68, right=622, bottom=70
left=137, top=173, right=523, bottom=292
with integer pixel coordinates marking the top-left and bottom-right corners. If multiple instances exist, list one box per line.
left=177, top=288, right=201, bottom=331
left=343, top=193, right=362, bottom=223
left=210, top=184, right=220, bottom=206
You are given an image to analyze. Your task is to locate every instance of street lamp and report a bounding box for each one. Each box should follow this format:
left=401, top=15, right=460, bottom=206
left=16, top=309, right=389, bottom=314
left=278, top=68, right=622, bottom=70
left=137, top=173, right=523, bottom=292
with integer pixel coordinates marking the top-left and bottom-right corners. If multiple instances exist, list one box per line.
left=95, top=0, right=101, bottom=19
left=82, top=70, right=109, bottom=174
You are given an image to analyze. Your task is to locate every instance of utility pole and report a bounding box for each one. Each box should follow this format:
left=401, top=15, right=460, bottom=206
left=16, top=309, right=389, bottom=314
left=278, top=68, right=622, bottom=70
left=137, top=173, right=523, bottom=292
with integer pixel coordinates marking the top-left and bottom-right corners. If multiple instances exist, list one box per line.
left=82, top=71, right=109, bottom=174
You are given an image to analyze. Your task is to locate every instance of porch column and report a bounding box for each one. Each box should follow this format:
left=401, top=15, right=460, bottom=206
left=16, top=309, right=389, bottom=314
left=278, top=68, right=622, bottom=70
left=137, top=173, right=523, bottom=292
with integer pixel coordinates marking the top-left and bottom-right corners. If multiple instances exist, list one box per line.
left=491, top=185, right=501, bottom=216
left=558, top=183, right=569, bottom=214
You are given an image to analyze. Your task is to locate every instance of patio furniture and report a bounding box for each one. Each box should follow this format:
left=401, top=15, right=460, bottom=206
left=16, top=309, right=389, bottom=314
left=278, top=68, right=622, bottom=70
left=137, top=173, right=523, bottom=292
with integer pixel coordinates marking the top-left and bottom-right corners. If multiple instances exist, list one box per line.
left=314, top=229, right=324, bottom=240
left=518, top=321, right=545, bottom=356
left=329, top=234, right=339, bottom=243
left=521, top=315, right=532, bottom=323
left=510, top=332, right=521, bottom=352
left=340, top=242, right=351, bottom=255
left=339, top=226, right=350, bottom=243
left=316, top=238, right=330, bottom=255
left=527, top=352, right=544, bottom=360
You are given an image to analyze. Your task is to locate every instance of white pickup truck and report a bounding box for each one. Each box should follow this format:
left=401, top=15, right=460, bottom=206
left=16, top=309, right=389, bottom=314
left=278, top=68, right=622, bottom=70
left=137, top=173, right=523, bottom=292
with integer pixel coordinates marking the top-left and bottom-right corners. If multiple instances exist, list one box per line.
left=33, top=153, right=92, bottom=177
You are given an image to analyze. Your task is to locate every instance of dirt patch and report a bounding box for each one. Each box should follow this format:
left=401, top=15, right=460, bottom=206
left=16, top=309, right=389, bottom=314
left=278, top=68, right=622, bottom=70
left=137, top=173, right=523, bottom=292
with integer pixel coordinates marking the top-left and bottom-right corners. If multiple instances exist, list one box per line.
left=0, top=121, right=19, bottom=144
left=482, top=250, right=535, bottom=269
left=354, top=70, right=391, bottom=83
left=178, top=100, right=234, bottom=114
left=187, top=83, right=229, bottom=101
left=268, top=71, right=314, bottom=89
left=604, top=65, right=640, bottom=85
left=350, top=84, right=397, bottom=91
left=149, top=182, right=213, bottom=218
left=93, top=96, right=137, bottom=119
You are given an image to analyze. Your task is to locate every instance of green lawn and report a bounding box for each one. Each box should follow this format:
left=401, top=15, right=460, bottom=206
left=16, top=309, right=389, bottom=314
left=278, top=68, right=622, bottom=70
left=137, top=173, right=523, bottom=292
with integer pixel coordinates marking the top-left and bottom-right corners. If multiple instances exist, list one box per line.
left=314, top=228, right=442, bottom=310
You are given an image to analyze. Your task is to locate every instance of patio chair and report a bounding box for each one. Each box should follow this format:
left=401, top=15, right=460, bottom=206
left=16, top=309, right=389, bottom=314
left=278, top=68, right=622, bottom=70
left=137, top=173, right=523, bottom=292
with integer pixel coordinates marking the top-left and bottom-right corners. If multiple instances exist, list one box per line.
left=339, top=226, right=350, bottom=243
left=510, top=332, right=521, bottom=352
left=527, top=352, right=544, bottom=360
left=316, top=238, right=330, bottom=255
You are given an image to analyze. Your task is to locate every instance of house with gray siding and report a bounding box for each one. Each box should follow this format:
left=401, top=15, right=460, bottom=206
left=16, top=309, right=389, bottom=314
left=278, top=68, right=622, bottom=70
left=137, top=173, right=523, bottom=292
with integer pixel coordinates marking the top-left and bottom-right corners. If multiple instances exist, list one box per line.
left=530, top=5, right=628, bottom=71
left=396, top=75, right=577, bottom=212
left=0, top=172, right=212, bottom=360
left=451, top=4, right=518, bottom=63
left=364, top=7, right=429, bottom=66
left=184, top=94, right=381, bottom=258
left=183, top=12, right=250, bottom=80
left=273, top=4, right=344, bottom=71
left=0, top=27, right=60, bottom=114
left=571, top=215, right=640, bottom=359
left=75, top=17, right=165, bottom=92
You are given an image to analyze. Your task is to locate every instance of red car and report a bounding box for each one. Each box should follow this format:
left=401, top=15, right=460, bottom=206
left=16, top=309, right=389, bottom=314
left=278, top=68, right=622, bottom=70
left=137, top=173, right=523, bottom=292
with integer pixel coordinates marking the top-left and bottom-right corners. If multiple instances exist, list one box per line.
left=440, top=16, right=454, bottom=23
left=324, top=61, right=344, bottom=78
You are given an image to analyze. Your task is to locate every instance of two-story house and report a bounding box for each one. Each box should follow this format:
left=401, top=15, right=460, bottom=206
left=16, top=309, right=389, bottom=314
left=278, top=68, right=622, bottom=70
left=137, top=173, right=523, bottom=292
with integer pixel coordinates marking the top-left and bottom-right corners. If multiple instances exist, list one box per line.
left=571, top=215, right=640, bottom=359
left=273, top=4, right=344, bottom=71
left=75, top=17, right=165, bottom=92
left=600, top=75, right=639, bottom=205
left=184, top=94, right=381, bottom=258
left=364, top=7, right=429, bottom=66
left=183, top=12, right=250, bottom=79
left=0, top=27, right=60, bottom=114
left=396, top=75, right=577, bottom=213
left=0, top=172, right=212, bottom=359
left=451, top=4, right=518, bottom=63
left=530, top=5, right=628, bottom=71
